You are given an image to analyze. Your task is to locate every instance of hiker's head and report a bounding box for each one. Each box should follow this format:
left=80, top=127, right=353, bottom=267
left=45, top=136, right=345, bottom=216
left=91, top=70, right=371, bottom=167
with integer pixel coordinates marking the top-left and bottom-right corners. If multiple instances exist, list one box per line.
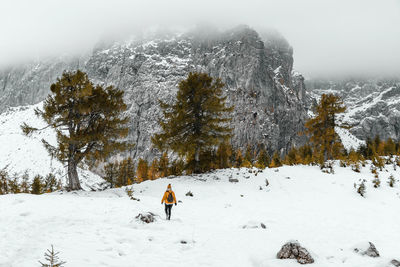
left=167, top=184, right=172, bottom=191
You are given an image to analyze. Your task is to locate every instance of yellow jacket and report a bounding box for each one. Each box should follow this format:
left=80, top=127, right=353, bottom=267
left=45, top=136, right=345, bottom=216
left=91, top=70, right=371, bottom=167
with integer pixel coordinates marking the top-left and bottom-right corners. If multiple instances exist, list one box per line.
left=161, top=190, right=176, bottom=204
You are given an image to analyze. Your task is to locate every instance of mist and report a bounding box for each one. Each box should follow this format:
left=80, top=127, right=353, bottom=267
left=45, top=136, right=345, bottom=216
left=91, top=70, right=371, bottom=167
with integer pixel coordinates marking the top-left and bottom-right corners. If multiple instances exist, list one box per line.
left=1, top=0, right=400, bottom=77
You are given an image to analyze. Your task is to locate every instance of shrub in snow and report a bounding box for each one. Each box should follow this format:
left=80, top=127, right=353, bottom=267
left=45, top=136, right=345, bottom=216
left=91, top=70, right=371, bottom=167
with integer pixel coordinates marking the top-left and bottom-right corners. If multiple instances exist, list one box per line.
left=136, top=212, right=157, bottom=224
left=276, top=241, right=314, bottom=264
left=39, top=245, right=66, bottom=267
left=125, top=187, right=139, bottom=201
left=185, top=191, right=193, bottom=197
left=372, top=174, right=381, bottom=188
left=388, top=174, right=396, bottom=187
left=353, top=241, right=380, bottom=257
left=354, top=179, right=366, bottom=197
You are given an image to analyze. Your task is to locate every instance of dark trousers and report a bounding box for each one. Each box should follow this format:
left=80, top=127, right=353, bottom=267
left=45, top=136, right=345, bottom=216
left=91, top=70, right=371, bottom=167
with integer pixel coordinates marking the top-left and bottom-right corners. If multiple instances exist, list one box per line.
left=165, top=204, right=173, bottom=220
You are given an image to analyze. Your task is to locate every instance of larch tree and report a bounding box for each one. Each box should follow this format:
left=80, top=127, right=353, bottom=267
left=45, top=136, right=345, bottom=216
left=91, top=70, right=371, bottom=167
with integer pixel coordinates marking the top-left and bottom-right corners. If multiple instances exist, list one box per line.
left=305, top=93, right=347, bottom=163
left=22, top=70, right=131, bottom=190
left=152, top=72, right=234, bottom=173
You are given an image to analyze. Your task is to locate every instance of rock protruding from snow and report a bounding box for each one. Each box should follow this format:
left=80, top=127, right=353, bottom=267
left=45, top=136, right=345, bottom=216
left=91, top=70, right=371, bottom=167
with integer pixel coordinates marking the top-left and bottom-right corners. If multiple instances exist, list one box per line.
left=353, top=241, right=380, bottom=257
left=229, top=178, right=239, bottom=183
left=391, top=259, right=400, bottom=267
left=277, top=241, right=314, bottom=264
left=185, top=191, right=193, bottom=197
left=136, top=212, right=157, bottom=224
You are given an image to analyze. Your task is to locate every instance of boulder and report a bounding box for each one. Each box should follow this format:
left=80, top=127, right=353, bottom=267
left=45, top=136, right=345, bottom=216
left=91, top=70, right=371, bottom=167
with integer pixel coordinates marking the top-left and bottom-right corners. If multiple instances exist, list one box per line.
left=391, top=259, right=400, bottom=267
left=277, top=241, right=314, bottom=264
left=353, top=242, right=380, bottom=257
left=185, top=191, right=193, bottom=197
left=136, top=212, right=157, bottom=223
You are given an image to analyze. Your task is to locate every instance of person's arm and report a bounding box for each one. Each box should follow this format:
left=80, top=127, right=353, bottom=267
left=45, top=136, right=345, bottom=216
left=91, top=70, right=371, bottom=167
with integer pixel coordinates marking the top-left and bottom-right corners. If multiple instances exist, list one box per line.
left=161, top=192, right=166, bottom=204
left=172, top=191, right=177, bottom=204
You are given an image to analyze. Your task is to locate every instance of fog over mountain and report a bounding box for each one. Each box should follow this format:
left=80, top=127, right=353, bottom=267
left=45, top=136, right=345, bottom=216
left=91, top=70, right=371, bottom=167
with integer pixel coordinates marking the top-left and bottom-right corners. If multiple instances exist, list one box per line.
left=1, top=0, right=400, bottom=77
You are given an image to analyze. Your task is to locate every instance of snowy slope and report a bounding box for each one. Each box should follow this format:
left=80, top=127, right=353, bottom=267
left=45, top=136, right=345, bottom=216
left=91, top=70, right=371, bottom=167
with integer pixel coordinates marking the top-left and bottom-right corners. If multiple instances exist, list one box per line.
left=0, top=164, right=399, bottom=266
left=0, top=103, right=104, bottom=189
left=335, top=126, right=365, bottom=151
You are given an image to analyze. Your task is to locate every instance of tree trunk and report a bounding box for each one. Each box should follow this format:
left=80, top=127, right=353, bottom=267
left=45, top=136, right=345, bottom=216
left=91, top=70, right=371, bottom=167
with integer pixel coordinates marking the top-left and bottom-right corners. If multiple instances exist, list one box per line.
left=67, top=158, right=82, bottom=190
left=194, top=147, right=201, bottom=173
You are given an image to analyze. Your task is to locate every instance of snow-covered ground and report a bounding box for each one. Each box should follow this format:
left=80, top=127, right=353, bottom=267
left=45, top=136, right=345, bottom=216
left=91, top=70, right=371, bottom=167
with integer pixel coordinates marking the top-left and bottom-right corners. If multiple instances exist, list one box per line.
left=1, top=164, right=399, bottom=266
left=0, top=103, right=104, bottom=189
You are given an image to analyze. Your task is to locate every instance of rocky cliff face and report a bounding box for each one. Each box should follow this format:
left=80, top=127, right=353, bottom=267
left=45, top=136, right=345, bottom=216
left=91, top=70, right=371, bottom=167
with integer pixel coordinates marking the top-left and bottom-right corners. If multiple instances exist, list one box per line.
left=307, top=79, right=400, bottom=141
left=0, top=26, right=309, bottom=160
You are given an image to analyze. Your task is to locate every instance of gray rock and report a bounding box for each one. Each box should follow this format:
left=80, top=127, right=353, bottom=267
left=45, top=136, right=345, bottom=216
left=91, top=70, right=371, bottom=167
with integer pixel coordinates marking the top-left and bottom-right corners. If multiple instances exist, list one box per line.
left=229, top=178, right=239, bottom=183
left=185, top=191, right=193, bottom=197
left=353, top=241, right=380, bottom=257
left=391, top=259, right=400, bottom=266
left=135, top=212, right=157, bottom=223
left=308, top=79, right=400, bottom=142
left=277, top=241, right=314, bottom=264
left=0, top=25, right=309, bottom=163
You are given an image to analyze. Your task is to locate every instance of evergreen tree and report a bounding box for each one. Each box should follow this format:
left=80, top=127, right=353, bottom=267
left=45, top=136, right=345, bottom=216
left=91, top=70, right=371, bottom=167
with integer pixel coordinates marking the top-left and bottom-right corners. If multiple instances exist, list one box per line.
left=39, top=245, right=66, bottom=267
left=216, top=142, right=232, bottom=169
left=136, top=158, right=149, bottom=182
left=305, top=93, right=346, bottom=163
left=20, top=171, right=31, bottom=193
left=104, top=161, right=119, bottom=188
left=21, top=70, right=131, bottom=190
left=384, top=137, right=396, bottom=156
left=44, top=173, right=58, bottom=192
left=9, top=174, right=20, bottom=194
left=270, top=151, right=282, bottom=168
left=158, top=152, right=169, bottom=177
left=148, top=159, right=160, bottom=180
left=0, top=170, right=9, bottom=195
left=255, top=147, right=270, bottom=169
left=235, top=149, right=243, bottom=168
left=31, top=175, right=44, bottom=194
left=117, top=157, right=135, bottom=187
left=152, top=72, right=234, bottom=173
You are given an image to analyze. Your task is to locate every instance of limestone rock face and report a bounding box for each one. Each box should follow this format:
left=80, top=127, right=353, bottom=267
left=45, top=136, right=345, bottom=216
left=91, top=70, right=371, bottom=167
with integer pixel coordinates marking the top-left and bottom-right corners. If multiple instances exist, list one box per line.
left=308, top=79, right=400, bottom=141
left=0, top=26, right=309, bottom=161
left=277, top=241, right=315, bottom=264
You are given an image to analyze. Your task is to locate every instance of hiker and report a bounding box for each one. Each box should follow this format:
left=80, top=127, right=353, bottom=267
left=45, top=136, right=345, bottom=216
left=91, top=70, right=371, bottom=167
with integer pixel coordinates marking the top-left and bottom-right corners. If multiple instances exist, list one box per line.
left=161, top=184, right=177, bottom=220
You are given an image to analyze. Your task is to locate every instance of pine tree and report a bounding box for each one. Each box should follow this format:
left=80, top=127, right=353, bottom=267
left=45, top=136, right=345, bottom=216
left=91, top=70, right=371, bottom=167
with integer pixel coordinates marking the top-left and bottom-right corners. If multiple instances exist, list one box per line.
left=305, top=93, right=346, bottom=163
left=39, top=245, right=66, bottom=267
left=216, top=142, right=232, bottom=169
left=270, top=151, right=282, bottom=168
left=117, top=157, right=135, bottom=187
left=44, top=173, right=58, bottom=193
left=384, top=137, right=396, bottom=156
left=158, top=152, right=169, bottom=178
left=0, top=170, right=9, bottom=195
left=136, top=158, right=149, bottom=183
left=148, top=159, right=160, bottom=180
left=235, top=149, right=243, bottom=168
left=31, top=175, right=44, bottom=194
left=244, top=145, right=254, bottom=165
left=9, top=174, right=20, bottom=194
left=21, top=70, right=131, bottom=190
left=152, top=72, right=233, bottom=173
left=104, top=161, right=119, bottom=188
left=255, top=147, right=270, bottom=169
left=20, top=171, right=30, bottom=193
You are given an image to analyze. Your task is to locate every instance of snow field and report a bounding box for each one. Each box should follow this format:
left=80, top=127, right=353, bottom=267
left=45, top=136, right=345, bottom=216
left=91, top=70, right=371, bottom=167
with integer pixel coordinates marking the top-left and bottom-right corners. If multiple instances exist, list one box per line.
left=1, top=164, right=400, bottom=267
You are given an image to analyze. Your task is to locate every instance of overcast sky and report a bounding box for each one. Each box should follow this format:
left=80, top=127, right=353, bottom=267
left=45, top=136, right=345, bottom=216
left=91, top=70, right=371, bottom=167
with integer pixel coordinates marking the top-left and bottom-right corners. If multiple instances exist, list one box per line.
left=1, top=0, right=400, bottom=77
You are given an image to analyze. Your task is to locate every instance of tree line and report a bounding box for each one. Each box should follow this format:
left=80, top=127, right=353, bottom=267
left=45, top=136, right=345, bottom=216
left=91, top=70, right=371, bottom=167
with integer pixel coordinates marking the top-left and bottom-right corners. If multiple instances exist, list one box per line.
left=14, top=69, right=400, bottom=192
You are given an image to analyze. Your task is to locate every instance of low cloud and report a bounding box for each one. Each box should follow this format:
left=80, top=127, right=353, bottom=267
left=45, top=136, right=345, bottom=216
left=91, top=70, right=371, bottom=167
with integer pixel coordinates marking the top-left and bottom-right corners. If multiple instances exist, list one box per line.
left=1, top=0, right=400, bottom=77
